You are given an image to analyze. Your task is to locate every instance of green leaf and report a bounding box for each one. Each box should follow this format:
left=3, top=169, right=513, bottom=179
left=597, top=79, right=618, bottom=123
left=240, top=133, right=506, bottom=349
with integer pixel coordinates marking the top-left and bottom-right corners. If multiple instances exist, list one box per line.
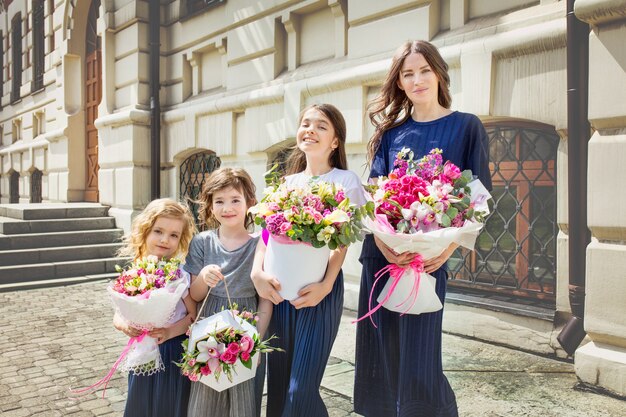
left=441, top=214, right=451, bottom=227
left=241, top=358, right=252, bottom=369
left=446, top=207, right=458, bottom=220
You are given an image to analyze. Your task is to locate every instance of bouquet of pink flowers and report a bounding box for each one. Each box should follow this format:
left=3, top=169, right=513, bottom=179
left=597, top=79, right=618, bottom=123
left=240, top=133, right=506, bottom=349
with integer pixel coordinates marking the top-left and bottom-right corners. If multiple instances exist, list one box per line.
left=250, top=180, right=372, bottom=250
left=178, top=308, right=280, bottom=391
left=108, top=256, right=189, bottom=374
left=249, top=179, right=374, bottom=299
left=112, top=256, right=183, bottom=296
left=71, top=256, right=189, bottom=398
left=357, top=148, right=491, bottom=325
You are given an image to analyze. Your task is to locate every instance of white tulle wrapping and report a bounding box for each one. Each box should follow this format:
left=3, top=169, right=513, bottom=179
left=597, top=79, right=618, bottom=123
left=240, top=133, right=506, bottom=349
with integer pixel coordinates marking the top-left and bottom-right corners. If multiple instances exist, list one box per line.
left=107, top=277, right=188, bottom=374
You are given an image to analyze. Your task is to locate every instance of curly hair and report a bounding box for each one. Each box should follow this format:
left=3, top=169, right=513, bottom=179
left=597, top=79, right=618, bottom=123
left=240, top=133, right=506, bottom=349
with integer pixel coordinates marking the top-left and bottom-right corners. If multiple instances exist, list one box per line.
left=366, top=40, right=452, bottom=165
left=197, top=167, right=257, bottom=230
left=118, top=198, right=196, bottom=260
left=285, top=103, right=348, bottom=175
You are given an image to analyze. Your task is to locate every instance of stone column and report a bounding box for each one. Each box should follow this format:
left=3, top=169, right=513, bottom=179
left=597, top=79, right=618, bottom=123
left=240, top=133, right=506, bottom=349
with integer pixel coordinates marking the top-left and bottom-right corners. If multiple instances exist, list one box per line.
left=574, top=0, right=626, bottom=397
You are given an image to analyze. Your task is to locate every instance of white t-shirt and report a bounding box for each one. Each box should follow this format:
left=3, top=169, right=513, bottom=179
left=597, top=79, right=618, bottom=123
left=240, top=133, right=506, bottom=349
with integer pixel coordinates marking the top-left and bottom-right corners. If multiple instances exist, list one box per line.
left=285, top=168, right=369, bottom=207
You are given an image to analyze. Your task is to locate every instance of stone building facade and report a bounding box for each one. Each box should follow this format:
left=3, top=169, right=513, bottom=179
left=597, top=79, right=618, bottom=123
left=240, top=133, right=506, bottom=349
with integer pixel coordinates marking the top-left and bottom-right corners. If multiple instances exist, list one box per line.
left=0, top=0, right=623, bottom=397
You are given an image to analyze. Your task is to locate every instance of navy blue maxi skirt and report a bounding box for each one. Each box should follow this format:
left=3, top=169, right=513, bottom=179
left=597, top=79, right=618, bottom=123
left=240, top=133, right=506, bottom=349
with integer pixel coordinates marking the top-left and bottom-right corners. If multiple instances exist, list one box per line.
left=266, top=272, right=344, bottom=417
left=354, top=235, right=458, bottom=417
left=124, top=334, right=190, bottom=417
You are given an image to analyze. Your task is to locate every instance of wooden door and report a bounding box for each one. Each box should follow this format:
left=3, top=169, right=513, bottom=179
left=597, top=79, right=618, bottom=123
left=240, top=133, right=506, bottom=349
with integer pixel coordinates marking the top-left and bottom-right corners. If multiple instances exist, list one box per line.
left=85, top=0, right=101, bottom=202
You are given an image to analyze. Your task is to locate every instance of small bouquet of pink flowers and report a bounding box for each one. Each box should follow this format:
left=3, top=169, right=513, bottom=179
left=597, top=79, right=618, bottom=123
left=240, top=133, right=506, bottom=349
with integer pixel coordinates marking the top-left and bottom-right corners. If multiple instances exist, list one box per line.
left=108, top=256, right=189, bottom=374
left=178, top=307, right=279, bottom=392
left=356, top=148, right=491, bottom=325
left=71, top=256, right=189, bottom=398
left=249, top=178, right=374, bottom=299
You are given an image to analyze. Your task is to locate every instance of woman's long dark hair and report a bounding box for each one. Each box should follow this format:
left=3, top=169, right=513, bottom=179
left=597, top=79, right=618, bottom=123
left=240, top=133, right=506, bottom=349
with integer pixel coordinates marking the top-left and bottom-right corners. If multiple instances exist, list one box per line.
left=366, top=40, right=452, bottom=165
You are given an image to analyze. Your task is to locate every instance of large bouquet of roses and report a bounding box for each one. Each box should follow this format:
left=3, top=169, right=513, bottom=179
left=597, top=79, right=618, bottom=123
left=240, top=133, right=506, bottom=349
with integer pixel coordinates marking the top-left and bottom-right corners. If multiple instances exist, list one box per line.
left=249, top=178, right=373, bottom=299
left=178, top=307, right=280, bottom=392
left=356, top=148, right=491, bottom=325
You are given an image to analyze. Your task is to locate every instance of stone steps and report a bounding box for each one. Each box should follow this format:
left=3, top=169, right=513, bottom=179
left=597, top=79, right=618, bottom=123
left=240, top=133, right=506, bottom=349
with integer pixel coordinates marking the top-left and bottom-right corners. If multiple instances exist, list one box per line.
left=0, top=242, right=124, bottom=266
left=0, top=203, right=126, bottom=288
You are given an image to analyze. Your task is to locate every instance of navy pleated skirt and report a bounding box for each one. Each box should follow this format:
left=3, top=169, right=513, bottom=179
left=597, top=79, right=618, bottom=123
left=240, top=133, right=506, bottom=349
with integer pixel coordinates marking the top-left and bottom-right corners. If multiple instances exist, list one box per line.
left=124, top=334, right=190, bottom=417
left=354, top=235, right=458, bottom=417
left=266, top=272, right=344, bottom=417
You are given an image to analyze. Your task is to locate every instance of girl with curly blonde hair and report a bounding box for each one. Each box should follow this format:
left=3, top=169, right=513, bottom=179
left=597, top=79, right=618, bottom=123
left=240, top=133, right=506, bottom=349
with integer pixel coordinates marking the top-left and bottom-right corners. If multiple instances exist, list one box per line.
left=114, top=198, right=197, bottom=417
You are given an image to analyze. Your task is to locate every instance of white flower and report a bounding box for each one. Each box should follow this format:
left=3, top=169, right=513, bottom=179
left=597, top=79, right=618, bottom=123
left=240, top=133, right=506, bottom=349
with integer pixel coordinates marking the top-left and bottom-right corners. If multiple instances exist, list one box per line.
left=324, top=209, right=350, bottom=224
left=196, top=337, right=218, bottom=363
left=146, top=255, right=159, bottom=263
left=316, top=226, right=336, bottom=243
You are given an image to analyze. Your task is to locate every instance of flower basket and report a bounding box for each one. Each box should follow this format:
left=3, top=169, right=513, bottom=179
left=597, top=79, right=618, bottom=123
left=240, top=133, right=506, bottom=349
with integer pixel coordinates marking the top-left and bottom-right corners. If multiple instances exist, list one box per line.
left=264, top=235, right=331, bottom=300
left=187, top=310, right=259, bottom=392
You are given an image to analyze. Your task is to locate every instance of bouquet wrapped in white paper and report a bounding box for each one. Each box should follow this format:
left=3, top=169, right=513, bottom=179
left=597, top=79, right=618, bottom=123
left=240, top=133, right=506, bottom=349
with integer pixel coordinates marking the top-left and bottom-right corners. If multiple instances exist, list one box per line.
left=356, top=148, right=492, bottom=326
left=108, top=256, right=189, bottom=375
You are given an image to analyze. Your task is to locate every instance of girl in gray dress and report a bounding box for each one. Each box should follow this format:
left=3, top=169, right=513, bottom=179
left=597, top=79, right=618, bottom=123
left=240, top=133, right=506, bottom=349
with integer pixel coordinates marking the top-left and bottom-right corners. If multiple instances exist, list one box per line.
left=185, top=168, right=272, bottom=417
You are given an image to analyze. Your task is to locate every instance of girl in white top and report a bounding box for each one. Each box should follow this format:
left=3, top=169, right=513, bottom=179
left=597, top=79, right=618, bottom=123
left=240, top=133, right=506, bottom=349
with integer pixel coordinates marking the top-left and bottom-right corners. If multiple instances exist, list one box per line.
left=251, top=104, right=367, bottom=417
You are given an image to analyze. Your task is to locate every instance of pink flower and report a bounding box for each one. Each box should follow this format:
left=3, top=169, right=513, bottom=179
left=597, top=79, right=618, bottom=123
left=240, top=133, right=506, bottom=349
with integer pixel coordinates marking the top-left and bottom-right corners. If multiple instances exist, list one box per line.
left=279, top=222, right=292, bottom=234
left=220, top=351, right=238, bottom=365
left=443, top=162, right=462, bottom=180
left=241, top=351, right=251, bottom=362
left=189, top=373, right=199, bottom=382
left=200, top=365, right=211, bottom=376
left=227, top=342, right=241, bottom=355
left=239, top=335, right=254, bottom=354
left=188, top=359, right=196, bottom=367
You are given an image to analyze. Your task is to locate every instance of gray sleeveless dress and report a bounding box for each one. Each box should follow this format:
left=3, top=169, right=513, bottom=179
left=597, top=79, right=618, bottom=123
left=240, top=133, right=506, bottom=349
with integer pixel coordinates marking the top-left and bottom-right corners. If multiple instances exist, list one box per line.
left=184, top=230, right=263, bottom=417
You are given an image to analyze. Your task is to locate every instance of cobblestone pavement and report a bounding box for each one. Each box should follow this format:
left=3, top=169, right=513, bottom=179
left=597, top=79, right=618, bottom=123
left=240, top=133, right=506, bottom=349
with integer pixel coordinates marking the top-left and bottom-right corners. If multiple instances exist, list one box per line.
left=1, top=281, right=624, bottom=417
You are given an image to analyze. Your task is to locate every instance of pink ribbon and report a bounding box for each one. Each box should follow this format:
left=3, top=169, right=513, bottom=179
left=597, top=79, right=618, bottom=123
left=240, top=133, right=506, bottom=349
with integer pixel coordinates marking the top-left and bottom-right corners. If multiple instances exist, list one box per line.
left=353, top=255, right=424, bottom=328
left=70, top=330, right=149, bottom=399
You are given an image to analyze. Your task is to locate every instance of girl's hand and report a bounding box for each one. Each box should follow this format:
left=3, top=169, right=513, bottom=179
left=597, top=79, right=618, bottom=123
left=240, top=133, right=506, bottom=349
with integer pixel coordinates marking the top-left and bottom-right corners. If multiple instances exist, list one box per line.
left=290, top=281, right=331, bottom=309
left=251, top=270, right=284, bottom=305
left=374, top=236, right=415, bottom=267
left=199, top=264, right=224, bottom=288
left=113, top=315, right=143, bottom=338
left=149, top=327, right=172, bottom=344
left=423, top=243, right=459, bottom=273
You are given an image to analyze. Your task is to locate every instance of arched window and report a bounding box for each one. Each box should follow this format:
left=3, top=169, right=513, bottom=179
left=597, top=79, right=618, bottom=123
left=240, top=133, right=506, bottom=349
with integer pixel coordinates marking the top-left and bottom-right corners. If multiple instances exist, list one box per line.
left=30, top=169, right=42, bottom=203
left=448, top=121, right=559, bottom=304
left=179, top=152, right=221, bottom=229
left=10, top=171, right=20, bottom=203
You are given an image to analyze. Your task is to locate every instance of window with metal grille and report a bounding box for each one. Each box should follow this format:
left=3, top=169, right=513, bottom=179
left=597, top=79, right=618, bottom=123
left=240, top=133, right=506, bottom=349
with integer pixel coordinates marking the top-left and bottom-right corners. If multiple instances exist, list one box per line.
left=448, top=121, right=559, bottom=304
left=10, top=171, right=19, bottom=203
left=11, top=13, right=22, bottom=104
left=30, top=169, right=42, bottom=203
left=185, top=0, right=226, bottom=18
left=32, top=0, right=44, bottom=92
left=179, top=152, right=221, bottom=229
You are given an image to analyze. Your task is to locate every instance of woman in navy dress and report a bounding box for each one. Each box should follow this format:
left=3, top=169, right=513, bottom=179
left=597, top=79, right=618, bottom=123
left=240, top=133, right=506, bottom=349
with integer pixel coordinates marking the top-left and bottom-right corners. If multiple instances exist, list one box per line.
left=354, top=40, right=492, bottom=417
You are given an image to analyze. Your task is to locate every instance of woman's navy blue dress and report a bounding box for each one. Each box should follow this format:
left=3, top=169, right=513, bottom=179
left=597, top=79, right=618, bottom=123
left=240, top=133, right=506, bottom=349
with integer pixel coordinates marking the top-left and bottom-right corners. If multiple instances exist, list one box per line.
left=124, top=334, right=190, bottom=417
left=354, top=112, right=492, bottom=417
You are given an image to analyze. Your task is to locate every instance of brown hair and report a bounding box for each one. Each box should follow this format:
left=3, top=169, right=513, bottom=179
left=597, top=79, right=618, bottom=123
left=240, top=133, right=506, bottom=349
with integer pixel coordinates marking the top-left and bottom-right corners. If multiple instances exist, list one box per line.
left=197, top=167, right=257, bottom=230
left=285, top=103, right=348, bottom=175
left=119, top=198, right=196, bottom=260
left=366, top=40, right=452, bottom=164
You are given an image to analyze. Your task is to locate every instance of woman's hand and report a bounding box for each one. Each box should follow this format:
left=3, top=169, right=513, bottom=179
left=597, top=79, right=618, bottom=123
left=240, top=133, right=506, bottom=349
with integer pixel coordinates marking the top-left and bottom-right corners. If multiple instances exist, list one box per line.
left=374, top=236, right=415, bottom=266
left=199, top=264, right=224, bottom=288
left=113, top=314, right=142, bottom=338
left=290, top=281, right=331, bottom=309
left=251, top=270, right=284, bottom=305
left=149, top=327, right=173, bottom=344
left=423, top=243, right=458, bottom=273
